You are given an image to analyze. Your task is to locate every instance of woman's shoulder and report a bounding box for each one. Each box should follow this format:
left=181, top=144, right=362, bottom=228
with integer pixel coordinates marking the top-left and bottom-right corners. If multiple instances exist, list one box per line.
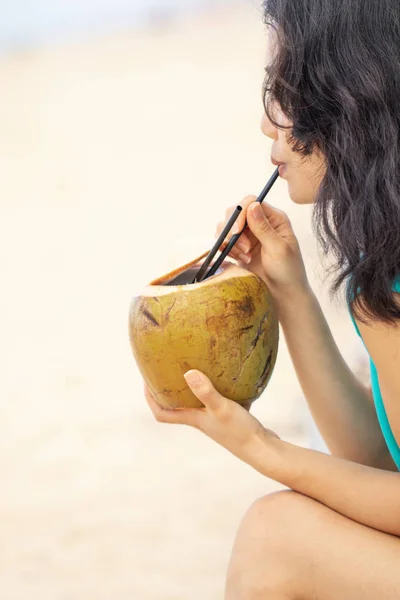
left=347, top=272, right=400, bottom=338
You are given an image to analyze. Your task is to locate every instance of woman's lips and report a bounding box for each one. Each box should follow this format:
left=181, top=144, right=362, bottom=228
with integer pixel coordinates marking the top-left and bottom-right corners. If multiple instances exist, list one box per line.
left=271, top=157, right=287, bottom=177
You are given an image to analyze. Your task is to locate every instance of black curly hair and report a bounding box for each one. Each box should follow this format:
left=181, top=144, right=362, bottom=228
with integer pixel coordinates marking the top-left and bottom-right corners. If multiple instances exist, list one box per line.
left=262, top=0, right=400, bottom=323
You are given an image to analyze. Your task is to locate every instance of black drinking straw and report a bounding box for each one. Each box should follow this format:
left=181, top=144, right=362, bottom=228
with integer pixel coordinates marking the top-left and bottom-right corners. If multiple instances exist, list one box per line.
left=203, top=168, right=279, bottom=280
left=192, top=205, right=243, bottom=283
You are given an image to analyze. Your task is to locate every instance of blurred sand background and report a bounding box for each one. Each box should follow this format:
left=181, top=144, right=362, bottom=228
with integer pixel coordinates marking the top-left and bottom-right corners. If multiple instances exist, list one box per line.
left=0, top=3, right=367, bottom=599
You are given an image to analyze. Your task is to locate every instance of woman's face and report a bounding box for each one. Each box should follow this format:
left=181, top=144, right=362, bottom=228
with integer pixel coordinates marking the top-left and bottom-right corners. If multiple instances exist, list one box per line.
left=261, top=110, right=325, bottom=205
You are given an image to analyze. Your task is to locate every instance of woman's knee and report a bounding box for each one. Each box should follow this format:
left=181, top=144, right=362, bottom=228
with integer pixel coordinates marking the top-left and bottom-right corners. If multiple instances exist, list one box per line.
left=226, top=491, right=309, bottom=599
left=239, top=490, right=308, bottom=542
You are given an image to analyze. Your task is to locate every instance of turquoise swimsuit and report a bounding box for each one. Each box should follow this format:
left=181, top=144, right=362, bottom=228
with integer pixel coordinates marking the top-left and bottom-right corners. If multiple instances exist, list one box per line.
left=348, top=279, right=400, bottom=471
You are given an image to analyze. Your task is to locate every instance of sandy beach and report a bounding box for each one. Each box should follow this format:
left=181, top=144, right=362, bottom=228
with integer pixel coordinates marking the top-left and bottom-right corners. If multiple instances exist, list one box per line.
left=0, top=4, right=366, bottom=598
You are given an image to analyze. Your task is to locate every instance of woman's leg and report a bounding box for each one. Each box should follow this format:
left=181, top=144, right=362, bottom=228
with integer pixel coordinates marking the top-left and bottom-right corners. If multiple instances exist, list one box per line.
left=225, top=490, right=400, bottom=600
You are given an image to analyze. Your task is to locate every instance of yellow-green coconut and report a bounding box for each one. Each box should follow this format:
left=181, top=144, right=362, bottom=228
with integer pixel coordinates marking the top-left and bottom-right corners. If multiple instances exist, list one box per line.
left=129, top=253, right=279, bottom=409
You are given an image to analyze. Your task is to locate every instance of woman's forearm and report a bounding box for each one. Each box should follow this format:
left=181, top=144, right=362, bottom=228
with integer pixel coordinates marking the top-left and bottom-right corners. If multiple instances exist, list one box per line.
left=276, top=286, right=393, bottom=468
left=251, top=435, right=400, bottom=536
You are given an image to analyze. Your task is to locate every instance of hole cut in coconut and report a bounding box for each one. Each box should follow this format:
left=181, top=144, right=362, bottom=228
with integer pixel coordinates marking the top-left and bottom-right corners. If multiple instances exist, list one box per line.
left=161, top=266, right=225, bottom=287
left=151, top=251, right=230, bottom=287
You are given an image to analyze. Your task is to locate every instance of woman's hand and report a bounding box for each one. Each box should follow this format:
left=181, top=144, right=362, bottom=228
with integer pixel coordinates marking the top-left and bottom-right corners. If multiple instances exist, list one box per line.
left=144, top=370, right=279, bottom=465
left=216, top=196, right=308, bottom=300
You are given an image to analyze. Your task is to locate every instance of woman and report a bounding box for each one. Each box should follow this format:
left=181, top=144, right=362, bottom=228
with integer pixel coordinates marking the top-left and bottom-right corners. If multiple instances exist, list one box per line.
left=145, top=0, right=400, bottom=597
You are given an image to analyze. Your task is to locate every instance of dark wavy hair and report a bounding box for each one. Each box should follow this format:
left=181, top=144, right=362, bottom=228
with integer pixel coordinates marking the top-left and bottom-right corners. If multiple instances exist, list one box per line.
left=262, top=0, right=400, bottom=323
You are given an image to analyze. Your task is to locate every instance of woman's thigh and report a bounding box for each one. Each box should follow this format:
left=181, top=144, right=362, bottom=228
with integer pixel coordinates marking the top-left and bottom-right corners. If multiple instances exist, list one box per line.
left=226, top=490, right=400, bottom=599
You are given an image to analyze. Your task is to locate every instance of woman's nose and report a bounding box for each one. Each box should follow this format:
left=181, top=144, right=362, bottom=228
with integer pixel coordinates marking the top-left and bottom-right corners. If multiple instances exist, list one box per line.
left=260, top=112, right=278, bottom=140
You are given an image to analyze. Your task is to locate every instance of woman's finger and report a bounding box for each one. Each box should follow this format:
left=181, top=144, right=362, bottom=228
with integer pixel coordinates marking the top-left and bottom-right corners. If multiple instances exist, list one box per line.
left=228, top=197, right=256, bottom=246
left=226, top=204, right=246, bottom=236
left=184, top=371, right=229, bottom=417
left=230, top=195, right=258, bottom=230
left=214, top=195, right=263, bottom=264
left=218, top=241, right=252, bottom=265
left=144, top=385, right=201, bottom=428
left=258, top=202, right=292, bottom=234
left=247, top=202, right=281, bottom=245
left=230, top=196, right=264, bottom=256
left=220, top=197, right=257, bottom=239
left=215, top=220, right=252, bottom=260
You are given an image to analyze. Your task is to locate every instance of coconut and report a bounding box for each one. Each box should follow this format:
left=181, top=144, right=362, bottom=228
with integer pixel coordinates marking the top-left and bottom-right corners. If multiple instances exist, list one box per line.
left=128, top=252, right=279, bottom=409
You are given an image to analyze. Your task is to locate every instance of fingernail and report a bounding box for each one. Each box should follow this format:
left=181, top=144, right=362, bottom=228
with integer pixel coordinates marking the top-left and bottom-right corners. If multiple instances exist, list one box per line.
left=239, top=253, right=251, bottom=264
left=237, top=240, right=250, bottom=253
left=232, top=222, right=241, bottom=234
left=184, top=370, right=202, bottom=386
left=252, top=203, right=263, bottom=221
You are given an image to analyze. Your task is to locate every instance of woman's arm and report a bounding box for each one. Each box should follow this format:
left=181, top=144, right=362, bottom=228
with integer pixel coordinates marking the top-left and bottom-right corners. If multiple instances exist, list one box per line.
left=217, top=197, right=394, bottom=469
left=259, top=293, right=400, bottom=531
left=276, top=285, right=396, bottom=470
left=252, top=434, right=400, bottom=536
left=145, top=372, right=400, bottom=536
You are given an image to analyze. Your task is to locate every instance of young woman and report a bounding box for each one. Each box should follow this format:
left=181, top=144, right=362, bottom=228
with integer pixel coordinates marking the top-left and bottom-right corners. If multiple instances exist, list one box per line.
left=145, top=1, right=400, bottom=597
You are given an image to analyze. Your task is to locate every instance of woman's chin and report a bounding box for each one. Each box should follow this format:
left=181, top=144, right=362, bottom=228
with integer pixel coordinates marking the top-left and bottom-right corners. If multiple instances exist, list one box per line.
left=287, top=180, right=317, bottom=205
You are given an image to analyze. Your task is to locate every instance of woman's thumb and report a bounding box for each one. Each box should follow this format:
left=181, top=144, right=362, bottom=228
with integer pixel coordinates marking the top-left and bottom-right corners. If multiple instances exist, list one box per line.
left=247, top=202, right=278, bottom=244
left=184, top=370, right=222, bottom=410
